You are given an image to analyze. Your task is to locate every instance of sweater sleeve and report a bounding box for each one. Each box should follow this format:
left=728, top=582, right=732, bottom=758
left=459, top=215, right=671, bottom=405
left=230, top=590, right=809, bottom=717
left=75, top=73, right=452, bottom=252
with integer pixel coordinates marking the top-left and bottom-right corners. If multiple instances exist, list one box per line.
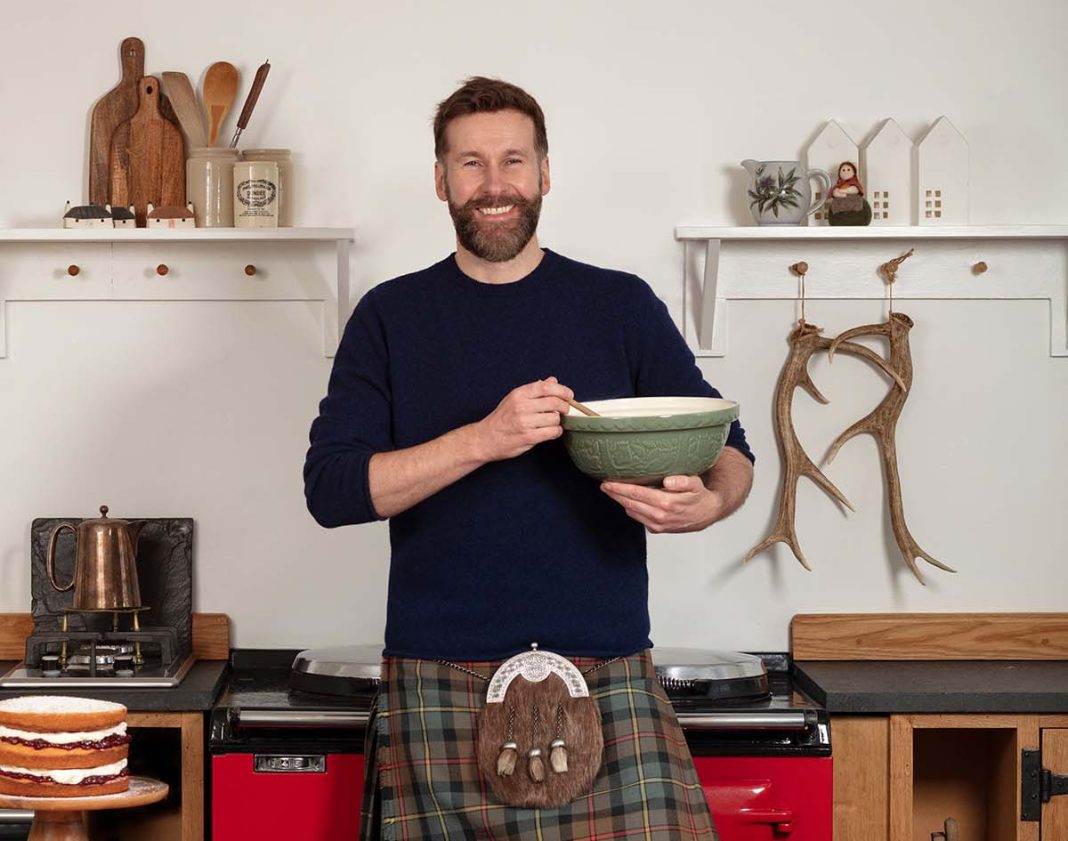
left=303, top=291, right=394, bottom=527
left=625, top=276, right=755, bottom=464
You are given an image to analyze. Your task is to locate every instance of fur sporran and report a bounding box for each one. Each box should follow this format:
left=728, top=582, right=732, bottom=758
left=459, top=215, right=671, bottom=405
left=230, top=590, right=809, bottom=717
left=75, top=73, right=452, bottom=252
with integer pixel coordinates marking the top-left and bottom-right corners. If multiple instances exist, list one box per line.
left=476, top=671, right=603, bottom=809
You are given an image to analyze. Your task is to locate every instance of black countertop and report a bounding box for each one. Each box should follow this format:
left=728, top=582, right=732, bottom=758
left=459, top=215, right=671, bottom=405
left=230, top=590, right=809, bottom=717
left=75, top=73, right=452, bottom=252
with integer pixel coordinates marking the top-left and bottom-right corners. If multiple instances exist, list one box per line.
left=794, top=660, right=1068, bottom=714
left=0, top=659, right=227, bottom=711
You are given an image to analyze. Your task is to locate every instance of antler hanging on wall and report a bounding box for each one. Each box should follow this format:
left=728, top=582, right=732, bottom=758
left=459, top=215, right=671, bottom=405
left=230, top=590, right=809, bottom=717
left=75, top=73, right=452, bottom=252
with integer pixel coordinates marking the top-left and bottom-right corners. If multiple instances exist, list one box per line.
left=746, top=251, right=952, bottom=583
left=745, top=319, right=904, bottom=570
left=826, top=311, right=954, bottom=584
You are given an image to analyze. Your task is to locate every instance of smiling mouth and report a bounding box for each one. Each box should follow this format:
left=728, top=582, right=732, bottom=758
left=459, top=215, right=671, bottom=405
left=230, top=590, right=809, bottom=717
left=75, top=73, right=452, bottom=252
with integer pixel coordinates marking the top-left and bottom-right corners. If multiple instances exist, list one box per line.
left=477, top=205, right=515, bottom=216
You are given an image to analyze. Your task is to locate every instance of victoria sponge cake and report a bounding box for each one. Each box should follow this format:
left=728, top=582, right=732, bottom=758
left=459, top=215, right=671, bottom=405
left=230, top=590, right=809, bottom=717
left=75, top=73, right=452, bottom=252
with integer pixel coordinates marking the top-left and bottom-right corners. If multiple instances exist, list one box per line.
left=0, top=696, right=131, bottom=797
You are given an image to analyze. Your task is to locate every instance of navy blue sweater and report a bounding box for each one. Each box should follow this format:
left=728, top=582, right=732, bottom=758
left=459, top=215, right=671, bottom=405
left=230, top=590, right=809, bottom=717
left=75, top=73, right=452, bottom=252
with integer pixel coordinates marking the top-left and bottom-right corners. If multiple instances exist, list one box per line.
left=304, top=249, right=753, bottom=660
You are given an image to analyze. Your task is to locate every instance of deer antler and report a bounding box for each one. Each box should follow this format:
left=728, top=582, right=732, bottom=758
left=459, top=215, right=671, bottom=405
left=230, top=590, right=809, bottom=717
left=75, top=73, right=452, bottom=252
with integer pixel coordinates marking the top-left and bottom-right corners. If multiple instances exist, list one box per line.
left=827, top=312, right=954, bottom=583
left=746, top=321, right=905, bottom=569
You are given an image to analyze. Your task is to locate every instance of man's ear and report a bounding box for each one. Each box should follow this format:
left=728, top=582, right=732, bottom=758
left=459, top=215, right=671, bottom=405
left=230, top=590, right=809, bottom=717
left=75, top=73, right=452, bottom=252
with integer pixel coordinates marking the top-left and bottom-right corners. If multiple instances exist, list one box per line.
left=434, top=160, right=448, bottom=202
left=540, top=156, right=551, bottom=196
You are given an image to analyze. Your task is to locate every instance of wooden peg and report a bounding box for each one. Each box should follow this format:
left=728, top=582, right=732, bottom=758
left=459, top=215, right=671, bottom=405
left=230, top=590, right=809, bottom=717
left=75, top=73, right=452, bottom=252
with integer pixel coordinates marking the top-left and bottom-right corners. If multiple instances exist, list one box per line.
left=790, top=261, right=809, bottom=276
left=973, top=261, right=988, bottom=274
left=244, top=264, right=257, bottom=276
left=156, top=264, right=169, bottom=276
left=67, top=265, right=80, bottom=277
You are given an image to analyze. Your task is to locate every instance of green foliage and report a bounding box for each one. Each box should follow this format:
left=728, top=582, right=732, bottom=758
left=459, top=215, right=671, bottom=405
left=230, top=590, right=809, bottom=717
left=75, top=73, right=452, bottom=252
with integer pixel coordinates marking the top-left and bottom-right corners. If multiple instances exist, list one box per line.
left=748, top=165, right=802, bottom=218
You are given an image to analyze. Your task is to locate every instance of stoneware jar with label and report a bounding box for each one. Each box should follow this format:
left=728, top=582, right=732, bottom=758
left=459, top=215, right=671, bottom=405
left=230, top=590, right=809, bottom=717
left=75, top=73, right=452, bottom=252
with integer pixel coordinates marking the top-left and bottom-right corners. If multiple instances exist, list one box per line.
left=241, top=149, right=292, bottom=226
left=233, top=161, right=279, bottom=228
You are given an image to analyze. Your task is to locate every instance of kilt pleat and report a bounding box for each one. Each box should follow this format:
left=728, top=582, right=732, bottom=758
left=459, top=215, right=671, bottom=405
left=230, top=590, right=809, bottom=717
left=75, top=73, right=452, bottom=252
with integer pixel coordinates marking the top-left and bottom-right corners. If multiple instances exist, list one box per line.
left=360, top=649, right=717, bottom=840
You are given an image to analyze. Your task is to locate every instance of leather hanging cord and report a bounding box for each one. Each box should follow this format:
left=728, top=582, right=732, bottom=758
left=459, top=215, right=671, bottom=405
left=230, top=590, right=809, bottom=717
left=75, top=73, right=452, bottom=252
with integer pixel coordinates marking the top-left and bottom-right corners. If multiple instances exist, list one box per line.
left=879, top=248, right=914, bottom=314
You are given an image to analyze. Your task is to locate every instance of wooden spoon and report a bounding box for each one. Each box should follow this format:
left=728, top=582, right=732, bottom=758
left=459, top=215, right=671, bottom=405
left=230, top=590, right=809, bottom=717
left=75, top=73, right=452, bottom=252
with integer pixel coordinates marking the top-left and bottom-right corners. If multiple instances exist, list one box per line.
left=161, top=72, right=207, bottom=148
left=202, top=61, right=240, bottom=145
left=567, top=397, right=600, bottom=417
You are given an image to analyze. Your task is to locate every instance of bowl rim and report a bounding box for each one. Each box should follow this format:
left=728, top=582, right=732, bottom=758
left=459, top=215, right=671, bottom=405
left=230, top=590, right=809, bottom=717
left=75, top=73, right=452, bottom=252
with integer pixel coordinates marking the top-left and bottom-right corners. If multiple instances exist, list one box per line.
left=561, top=397, right=739, bottom=432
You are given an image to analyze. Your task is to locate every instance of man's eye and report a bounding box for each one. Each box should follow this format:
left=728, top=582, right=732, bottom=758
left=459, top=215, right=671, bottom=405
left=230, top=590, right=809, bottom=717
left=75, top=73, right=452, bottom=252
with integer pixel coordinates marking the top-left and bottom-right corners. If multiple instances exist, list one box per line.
left=462, top=160, right=481, bottom=168
left=506, top=158, right=523, bottom=165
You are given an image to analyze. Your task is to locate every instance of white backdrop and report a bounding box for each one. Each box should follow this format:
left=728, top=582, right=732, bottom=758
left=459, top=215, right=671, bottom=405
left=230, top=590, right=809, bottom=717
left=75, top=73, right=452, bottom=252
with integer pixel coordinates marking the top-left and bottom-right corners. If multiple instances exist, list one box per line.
left=1, top=0, right=1066, bottom=649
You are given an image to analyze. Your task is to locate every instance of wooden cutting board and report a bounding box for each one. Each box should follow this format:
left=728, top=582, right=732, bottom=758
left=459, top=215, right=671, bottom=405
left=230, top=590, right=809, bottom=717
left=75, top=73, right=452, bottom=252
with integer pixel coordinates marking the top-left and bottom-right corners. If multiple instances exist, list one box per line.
left=109, top=76, right=186, bottom=226
left=88, top=37, right=180, bottom=207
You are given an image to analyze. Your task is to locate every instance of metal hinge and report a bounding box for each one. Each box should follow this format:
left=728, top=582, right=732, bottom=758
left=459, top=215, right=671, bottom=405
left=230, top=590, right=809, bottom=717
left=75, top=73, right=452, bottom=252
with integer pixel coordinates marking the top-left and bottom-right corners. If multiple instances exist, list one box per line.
left=1022, top=749, right=1068, bottom=821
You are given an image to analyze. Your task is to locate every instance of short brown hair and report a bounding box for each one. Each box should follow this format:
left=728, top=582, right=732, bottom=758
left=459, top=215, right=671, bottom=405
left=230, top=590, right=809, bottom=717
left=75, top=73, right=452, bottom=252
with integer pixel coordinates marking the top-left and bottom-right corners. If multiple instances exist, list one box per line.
left=433, top=76, right=548, bottom=161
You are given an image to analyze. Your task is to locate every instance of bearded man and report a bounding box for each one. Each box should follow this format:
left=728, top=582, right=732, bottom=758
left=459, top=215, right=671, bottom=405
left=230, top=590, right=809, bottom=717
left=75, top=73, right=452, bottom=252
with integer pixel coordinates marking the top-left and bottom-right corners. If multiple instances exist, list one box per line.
left=304, top=76, right=754, bottom=840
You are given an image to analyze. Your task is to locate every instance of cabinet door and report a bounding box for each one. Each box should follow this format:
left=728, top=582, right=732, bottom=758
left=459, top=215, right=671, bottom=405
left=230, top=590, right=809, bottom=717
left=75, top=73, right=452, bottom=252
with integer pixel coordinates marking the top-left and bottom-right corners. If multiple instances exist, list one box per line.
left=1043, top=729, right=1068, bottom=841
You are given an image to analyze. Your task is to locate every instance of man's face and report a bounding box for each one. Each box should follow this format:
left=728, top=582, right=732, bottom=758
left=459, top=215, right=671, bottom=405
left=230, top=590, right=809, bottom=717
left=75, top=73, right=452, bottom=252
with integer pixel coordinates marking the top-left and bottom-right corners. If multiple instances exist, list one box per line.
left=435, top=109, right=551, bottom=263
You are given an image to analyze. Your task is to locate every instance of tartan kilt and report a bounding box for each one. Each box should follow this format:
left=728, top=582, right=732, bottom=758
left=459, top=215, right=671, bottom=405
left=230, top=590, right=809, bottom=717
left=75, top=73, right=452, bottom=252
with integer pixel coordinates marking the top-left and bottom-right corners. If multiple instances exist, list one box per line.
left=360, top=649, right=718, bottom=840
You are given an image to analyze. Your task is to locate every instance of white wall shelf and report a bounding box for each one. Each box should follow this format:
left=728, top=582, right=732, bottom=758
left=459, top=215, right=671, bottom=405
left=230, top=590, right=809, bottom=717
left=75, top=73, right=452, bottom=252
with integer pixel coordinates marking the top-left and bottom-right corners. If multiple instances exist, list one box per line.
left=674, top=225, right=1068, bottom=357
left=0, top=228, right=354, bottom=358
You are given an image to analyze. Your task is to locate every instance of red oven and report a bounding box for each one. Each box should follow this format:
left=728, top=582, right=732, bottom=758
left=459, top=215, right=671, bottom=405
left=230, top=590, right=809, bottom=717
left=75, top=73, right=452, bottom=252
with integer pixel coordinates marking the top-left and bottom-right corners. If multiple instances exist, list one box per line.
left=209, top=650, right=374, bottom=841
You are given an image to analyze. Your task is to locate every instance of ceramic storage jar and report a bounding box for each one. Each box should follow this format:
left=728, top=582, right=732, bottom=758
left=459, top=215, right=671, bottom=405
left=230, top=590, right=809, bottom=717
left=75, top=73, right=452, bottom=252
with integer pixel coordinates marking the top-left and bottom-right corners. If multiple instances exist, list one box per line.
left=241, top=149, right=292, bottom=226
left=186, top=147, right=241, bottom=227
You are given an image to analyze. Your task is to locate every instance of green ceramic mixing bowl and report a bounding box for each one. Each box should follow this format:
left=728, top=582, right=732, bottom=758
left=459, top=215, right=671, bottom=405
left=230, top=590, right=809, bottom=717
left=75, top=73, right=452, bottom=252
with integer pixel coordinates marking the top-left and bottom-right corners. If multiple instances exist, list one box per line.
left=560, top=397, right=739, bottom=485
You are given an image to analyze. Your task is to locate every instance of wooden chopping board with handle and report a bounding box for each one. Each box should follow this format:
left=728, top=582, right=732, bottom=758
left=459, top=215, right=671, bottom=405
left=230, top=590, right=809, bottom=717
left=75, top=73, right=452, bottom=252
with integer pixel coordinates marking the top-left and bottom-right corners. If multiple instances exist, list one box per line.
left=89, top=37, right=180, bottom=207
left=109, top=76, right=186, bottom=226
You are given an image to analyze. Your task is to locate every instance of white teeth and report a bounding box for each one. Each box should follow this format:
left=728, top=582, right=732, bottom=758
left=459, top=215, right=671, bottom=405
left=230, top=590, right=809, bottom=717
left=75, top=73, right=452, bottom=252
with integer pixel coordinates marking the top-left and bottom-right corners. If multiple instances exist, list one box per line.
left=478, top=205, right=514, bottom=216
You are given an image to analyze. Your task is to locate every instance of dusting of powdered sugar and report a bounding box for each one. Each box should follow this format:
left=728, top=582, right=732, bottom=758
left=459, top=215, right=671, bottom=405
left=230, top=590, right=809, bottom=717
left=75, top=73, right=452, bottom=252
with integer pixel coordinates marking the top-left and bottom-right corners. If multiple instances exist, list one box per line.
left=0, top=696, right=126, bottom=715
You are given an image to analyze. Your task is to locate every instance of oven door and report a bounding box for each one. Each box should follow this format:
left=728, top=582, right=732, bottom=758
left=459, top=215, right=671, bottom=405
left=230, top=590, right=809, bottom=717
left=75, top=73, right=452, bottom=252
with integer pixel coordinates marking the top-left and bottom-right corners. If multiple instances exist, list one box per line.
left=211, top=709, right=366, bottom=841
left=694, top=756, right=832, bottom=840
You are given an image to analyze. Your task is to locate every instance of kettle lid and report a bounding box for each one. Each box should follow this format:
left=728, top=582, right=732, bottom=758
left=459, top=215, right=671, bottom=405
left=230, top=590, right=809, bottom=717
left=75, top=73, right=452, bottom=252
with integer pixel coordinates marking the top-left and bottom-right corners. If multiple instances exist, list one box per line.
left=82, top=505, right=133, bottom=527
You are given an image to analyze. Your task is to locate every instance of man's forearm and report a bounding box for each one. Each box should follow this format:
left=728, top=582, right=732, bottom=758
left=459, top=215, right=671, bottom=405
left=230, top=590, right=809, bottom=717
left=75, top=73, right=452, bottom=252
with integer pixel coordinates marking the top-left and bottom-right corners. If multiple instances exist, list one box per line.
left=702, top=446, right=754, bottom=521
left=368, top=424, right=488, bottom=518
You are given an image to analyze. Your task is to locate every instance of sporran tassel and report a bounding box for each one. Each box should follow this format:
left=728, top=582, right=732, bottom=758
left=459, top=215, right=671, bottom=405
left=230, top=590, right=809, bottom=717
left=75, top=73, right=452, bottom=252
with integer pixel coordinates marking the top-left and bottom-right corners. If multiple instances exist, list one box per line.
left=550, top=738, right=568, bottom=773
left=496, top=741, right=518, bottom=777
left=528, top=747, right=545, bottom=782
left=496, top=705, right=518, bottom=776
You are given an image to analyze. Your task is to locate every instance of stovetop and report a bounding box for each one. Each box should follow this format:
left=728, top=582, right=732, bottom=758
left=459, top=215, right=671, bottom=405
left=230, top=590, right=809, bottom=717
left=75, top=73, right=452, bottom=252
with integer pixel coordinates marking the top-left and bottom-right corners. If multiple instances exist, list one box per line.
left=211, top=649, right=830, bottom=757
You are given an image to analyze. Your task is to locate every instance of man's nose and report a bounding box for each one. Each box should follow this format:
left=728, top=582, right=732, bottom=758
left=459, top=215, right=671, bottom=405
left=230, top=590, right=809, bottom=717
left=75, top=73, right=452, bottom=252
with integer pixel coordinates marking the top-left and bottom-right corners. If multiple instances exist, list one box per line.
left=482, top=163, right=507, bottom=193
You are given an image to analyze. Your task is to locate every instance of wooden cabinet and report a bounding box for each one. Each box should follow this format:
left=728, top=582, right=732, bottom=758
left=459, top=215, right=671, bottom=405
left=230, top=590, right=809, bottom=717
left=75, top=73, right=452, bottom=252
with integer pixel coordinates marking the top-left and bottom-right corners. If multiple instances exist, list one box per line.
left=834, top=713, right=1068, bottom=841
left=791, top=613, right=1068, bottom=841
left=88, top=711, right=204, bottom=841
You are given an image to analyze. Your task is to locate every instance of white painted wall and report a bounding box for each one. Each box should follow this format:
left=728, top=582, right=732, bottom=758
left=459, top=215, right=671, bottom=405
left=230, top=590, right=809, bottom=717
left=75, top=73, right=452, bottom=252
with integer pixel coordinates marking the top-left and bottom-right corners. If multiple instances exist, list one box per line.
left=1, top=0, right=1066, bottom=650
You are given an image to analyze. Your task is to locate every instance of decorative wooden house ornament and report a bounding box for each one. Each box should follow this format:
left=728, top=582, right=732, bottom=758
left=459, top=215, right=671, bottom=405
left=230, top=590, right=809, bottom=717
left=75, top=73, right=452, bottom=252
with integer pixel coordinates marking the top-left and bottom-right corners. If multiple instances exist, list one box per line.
left=111, top=205, right=137, bottom=228
left=63, top=201, right=114, bottom=229
left=804, top=120, right=857, bottom=225
left=860, top=119, right=912, bottom=225
left=146, top=202, right=196, bottom=229
left=915, top=116, right=969, bottom=225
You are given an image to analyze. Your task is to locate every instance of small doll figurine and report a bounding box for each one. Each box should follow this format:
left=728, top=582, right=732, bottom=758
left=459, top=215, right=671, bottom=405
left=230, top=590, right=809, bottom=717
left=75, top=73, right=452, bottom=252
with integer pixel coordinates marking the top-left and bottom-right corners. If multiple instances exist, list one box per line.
left=826, top=161, right=872, bottom=226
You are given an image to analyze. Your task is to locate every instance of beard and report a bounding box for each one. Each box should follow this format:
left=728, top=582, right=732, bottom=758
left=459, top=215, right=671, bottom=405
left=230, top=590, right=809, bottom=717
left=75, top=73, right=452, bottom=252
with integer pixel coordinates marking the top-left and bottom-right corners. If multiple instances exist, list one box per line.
left=445, top=181, right=542, bottom=263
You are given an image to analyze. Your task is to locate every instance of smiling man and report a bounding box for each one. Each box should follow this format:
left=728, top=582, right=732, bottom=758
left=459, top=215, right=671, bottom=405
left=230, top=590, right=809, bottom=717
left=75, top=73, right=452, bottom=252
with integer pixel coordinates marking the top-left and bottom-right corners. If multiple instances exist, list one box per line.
left=304, top=76, right=754, bottom=840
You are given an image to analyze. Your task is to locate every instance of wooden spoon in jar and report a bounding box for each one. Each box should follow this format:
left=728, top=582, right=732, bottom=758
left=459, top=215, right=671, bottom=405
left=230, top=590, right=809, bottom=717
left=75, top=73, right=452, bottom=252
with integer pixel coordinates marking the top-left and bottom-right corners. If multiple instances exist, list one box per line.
left=202, top=61, right=240, bottom=145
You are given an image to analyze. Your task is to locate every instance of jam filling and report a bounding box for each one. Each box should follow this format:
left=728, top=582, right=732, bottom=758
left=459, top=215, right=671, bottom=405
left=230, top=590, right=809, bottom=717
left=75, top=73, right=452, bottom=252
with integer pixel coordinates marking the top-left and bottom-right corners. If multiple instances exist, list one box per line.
left=1, top=733, right=131, bottom=751
left=0, top=767, right=129, bottom=786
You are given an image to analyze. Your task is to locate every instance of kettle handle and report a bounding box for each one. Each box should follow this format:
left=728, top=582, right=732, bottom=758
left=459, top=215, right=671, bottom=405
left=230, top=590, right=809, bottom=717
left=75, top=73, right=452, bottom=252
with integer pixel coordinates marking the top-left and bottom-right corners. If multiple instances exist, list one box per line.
left=46, top=522, right=77, bottom=592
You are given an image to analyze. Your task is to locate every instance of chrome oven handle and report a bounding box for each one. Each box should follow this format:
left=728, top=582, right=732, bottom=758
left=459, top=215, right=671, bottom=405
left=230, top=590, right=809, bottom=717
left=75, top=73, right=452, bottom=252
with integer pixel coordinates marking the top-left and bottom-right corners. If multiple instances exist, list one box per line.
left=675, top=711, right=812, bottom=730
left=235, top=709, right=369, bottom=728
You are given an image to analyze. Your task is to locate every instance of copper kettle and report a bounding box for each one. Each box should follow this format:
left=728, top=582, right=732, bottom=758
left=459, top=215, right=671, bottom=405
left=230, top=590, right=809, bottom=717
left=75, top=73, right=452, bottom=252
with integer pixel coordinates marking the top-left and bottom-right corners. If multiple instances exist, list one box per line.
left=46, top=505, right=146, bottom=610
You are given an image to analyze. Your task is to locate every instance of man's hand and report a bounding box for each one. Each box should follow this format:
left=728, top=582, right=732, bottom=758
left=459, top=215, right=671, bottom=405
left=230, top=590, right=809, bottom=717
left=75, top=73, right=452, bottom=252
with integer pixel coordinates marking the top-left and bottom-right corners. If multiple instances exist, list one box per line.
left=600, top=475, right=723, bottom=534
left=600, top=447, right=754, bottom=534
left=475, top=376, right=574, bottom=462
